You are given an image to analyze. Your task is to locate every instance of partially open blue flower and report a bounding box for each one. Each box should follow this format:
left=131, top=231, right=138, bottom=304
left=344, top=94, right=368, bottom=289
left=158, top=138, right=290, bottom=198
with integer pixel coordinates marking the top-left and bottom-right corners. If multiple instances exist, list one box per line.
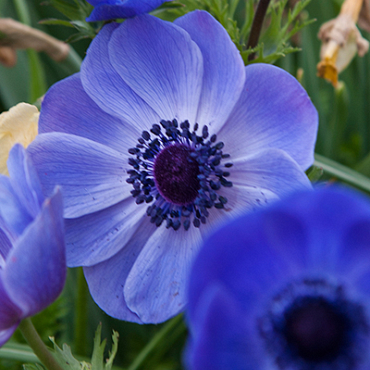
left=0, top=144, right=65, bottom=346
left=28, top=10, right=317, bottom=323
left=86, top=0, right=170, bottom=22
left=186, top=187, right=370, bottom=370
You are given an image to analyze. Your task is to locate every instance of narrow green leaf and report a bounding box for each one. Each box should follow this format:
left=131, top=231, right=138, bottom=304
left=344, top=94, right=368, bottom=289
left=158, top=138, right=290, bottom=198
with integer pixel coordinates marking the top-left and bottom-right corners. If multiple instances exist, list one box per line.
left=39, top=18, right=76, bottom=28
left=0, top=342, right=40, bottom=364
left=27, top=49, right=47, bottom=103
left=314, top=153, right=370, bottom=193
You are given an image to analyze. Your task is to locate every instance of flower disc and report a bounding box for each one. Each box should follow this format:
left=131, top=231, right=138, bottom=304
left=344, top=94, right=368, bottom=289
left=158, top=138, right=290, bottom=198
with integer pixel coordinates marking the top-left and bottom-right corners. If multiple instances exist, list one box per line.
left=154, top=144, right=200, bottom=206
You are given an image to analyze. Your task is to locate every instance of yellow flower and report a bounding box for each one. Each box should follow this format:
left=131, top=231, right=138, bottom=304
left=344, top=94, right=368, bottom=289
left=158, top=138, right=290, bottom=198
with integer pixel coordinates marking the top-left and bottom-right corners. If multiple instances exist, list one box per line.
left=0, top=103, right=39, bottom=175
left=317, top=0, right=369, bottom=86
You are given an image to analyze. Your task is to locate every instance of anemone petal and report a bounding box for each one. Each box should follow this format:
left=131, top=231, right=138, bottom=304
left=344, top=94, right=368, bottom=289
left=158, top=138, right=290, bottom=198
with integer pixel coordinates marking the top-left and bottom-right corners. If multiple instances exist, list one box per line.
left=86, top=0, right=169, bottom=22
left=109, top=14, right=203, bottom=124
left=229, top=148, right=312, bottom=195
left=175, top=10, right=245, bottom=133
left=7, top=144, right=43, bottom=218
left=28, top=133, right=131, bottom=218
left=2, top=189, right=65, bottom=318
left=65, top=198, right=146, bottom=267
left=0, top=324, right=19, bottom=347
left=0, top=176, right=33, bottom=238
left=190, top=207, right=308, bottom=315
left=0, top=276, right=22, bottom=332
left=124, top=225, right=203, bottom=323
left=218, top=64, right=318, bottom=170
left=39, top=73, right=140, bottom=154
left=83, top=219, right=159, bottom=323
left=185, top=283, right=260, bottom=370
left=81, top=23, right=161, bottom=129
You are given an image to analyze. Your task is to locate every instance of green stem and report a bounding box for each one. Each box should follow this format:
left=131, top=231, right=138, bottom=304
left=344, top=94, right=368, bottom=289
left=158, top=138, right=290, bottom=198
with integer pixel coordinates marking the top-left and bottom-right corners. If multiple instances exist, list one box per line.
left=127, top=314, right=184, bottom=370
left=246, top=0, right=271, bottom=61
left=19, top=318, right=64, bottom=370
left=74, top=267, right=89, bottom=355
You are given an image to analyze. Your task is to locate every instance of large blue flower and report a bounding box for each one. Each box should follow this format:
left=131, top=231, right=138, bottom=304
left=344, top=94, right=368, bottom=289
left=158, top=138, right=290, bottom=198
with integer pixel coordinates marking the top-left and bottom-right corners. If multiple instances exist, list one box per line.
left=28, top=10, right=317, bottom=323
left=186, top=187, right=370, bottom=370
left=86, top=0, right=170, bottom=22
left=0, top=144, right=65, bottom=346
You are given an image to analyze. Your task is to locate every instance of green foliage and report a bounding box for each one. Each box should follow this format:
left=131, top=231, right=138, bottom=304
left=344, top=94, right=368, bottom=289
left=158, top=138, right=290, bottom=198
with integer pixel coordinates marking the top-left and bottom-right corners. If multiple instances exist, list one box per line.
left=166, top=0, right=314, bottom=64
left=41, top=0, right=96, bottom=42
left=47, top=324, right=119, bottom=370
left=23, top=364, right=45, bottom=370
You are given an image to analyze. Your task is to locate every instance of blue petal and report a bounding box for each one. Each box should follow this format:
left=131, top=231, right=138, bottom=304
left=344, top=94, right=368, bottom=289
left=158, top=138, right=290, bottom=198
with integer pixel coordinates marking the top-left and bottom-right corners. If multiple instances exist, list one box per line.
left=3, top=189, right=65, bottom=317
left=0, top=277, right=22, bottom=332
left=175, top=11, right=245, bottom=133
left=218, top=64, right=318, bottom=170
left=7, top=144, right=44, bottom=219
left=39, top=73, right=140, bottom=154
left=0, top=227, right=12, bottom=266
left=81, top=23, right=161, bottom=129
left=290, top=188, right=370, bottom=277
left=86, top=0, right=170, bottom=22
left=65, top=198, right=146, bottom=267
left=28, top=133, right=131, bottom=218
left=229, top=148, right=312, bottom=196
left=185, top=283, right=262, bottom=370
left=124, top=225, right=203, bottom=323
left=188, top=203, right=308, bottom=318
left=84, top=219, right=158, bottom=323
left=200, top=149, right=311, bottom=235
left=108, top=15, right=203, bottom=124
left=0, top=176, right=33, bottom=238
left=0, top=325, right=19, bottom=347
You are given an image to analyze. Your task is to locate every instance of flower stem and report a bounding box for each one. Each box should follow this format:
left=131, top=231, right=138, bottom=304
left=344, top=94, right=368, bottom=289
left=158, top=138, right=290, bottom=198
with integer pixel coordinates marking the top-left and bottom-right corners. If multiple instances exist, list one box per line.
left=18, top=318, right=63, bottom=370
left=74, top=267, right=89, bottom=355
left=127, top=314, right=185, bottom=370
left=246, top=0, right=272, bottom=61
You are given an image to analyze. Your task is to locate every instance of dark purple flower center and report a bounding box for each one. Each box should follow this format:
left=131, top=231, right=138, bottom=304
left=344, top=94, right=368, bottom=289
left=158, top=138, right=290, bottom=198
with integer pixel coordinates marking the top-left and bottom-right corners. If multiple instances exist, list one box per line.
left=283, top=297, right=348, bottom=362
left=259, top=279, right=370, bottom=370
left=154, top=144, right=200, bottom=206
left=127, top=119, right=233, bottom=230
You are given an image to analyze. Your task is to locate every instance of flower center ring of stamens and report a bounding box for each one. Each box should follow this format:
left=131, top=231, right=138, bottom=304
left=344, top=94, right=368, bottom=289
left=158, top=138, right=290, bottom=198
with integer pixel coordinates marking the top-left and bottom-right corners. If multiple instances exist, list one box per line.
left=126, top=119, right=233, bottom=231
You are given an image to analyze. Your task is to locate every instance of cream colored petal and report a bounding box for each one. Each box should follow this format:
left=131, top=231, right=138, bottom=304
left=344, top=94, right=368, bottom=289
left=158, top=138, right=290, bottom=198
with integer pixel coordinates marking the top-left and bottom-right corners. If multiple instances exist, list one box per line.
left=0, top=103, right=39, bottom=175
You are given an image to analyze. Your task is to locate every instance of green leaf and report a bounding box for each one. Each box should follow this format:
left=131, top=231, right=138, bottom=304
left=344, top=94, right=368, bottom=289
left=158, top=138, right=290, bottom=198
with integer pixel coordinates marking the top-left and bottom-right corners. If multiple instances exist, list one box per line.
left=39, top=18, right=76, bottom=28
left=314, top=153, right=370, bottom=193
left=105, top=331, right=119, bottom=370
left=23, top=364, right=45, bottom=370
left=49, top=337, right=82, bottom=370
left=307, top=165, right=324, bottom=183
left=27, top=49, right=47, bottom=103
left=0, top=342, right=40, bottom=364
left=91, top=324, right=119, bottom=370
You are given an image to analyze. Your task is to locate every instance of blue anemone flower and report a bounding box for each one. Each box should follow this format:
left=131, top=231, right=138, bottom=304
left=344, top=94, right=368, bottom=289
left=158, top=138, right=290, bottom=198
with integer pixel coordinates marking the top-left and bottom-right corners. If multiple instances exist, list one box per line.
left=86, top=0, right=171, bottom=22
left=0, top=144, right=65, bottom=346
left=28, top=10, right=318, bottom=323
left=186, top=187, right=370, bottom=370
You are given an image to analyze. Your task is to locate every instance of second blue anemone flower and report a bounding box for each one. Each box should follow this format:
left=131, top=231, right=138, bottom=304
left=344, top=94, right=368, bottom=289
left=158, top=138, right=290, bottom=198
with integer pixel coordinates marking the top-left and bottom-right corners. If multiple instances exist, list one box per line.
left=186, top=187, right=370, bottom=370
left=28, top=10, right=318, bottom=323
left=0, top=145, right=65, bottom=346
left=86, top=0, right=171, bottom=22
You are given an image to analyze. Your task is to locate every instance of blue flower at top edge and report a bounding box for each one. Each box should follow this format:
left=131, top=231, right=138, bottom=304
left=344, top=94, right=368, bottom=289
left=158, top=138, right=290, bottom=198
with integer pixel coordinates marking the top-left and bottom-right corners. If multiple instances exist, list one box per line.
left=86, top=0, right=171, bottom=22
left=185, top=186, right=370, bottom=370
left=0, top=145, right=65, bottom=346
left=27, top=10, right=318, bottom=323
